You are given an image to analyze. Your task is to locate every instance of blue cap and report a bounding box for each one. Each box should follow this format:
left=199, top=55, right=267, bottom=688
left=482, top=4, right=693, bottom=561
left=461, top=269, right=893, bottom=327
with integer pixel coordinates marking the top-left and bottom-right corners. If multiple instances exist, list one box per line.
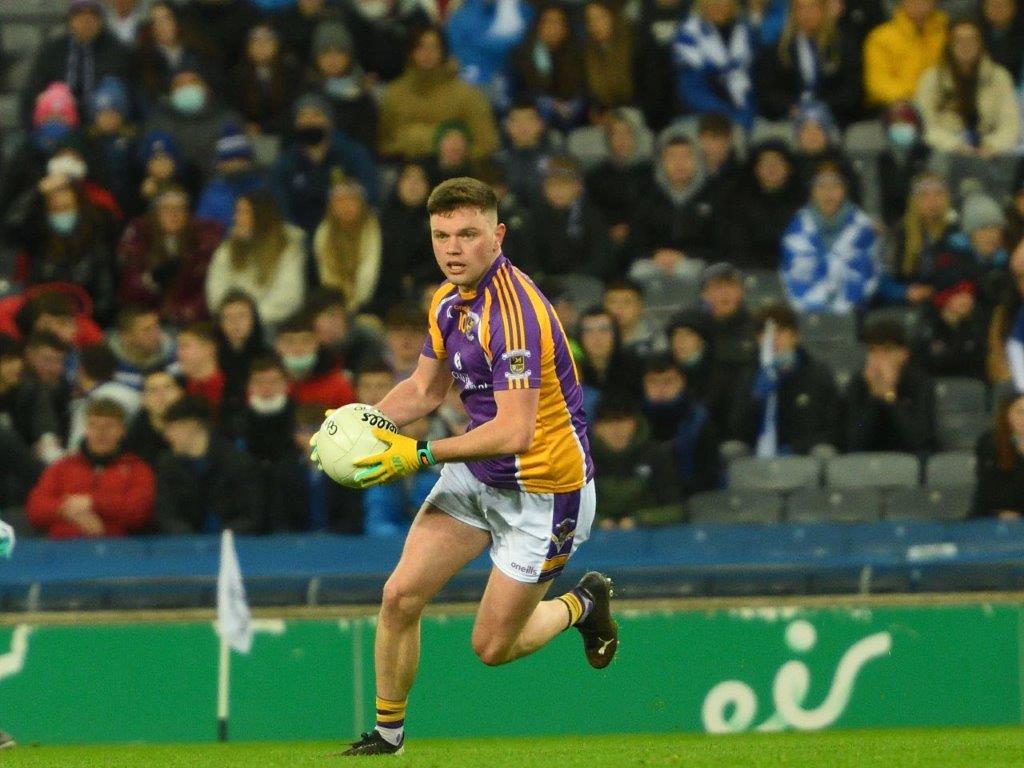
left=89, top=76, right=129, bottom=117
left=139, top=130, right=182, bottom=166
left=216, top=123, right=254, bottom=164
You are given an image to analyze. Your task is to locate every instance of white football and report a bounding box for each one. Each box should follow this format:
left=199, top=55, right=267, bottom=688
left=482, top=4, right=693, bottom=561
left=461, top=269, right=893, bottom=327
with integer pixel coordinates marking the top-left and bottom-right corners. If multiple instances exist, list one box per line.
left=316, top=403, right=398, bottom=488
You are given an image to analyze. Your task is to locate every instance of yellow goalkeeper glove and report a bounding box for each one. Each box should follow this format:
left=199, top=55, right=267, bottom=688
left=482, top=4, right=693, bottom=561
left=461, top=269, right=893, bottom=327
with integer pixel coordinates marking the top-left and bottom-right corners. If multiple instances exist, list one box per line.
left=352, top=427, right=437, bottom=487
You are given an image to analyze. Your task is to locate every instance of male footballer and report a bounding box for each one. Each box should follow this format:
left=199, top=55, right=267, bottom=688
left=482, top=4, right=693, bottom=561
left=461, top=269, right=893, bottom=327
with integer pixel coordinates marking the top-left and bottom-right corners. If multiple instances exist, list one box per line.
left=320, top=177, right=617, bottom=756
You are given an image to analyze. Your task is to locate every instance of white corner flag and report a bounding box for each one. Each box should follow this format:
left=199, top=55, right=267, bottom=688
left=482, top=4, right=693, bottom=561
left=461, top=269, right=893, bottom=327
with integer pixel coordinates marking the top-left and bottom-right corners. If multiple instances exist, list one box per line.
left=216, top=529, right=251, bottom=742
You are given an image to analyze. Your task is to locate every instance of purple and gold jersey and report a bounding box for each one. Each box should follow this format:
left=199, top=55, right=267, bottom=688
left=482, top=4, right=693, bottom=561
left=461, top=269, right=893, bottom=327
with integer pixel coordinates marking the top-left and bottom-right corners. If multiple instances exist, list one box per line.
left=422, top=254, right=594, bottom=494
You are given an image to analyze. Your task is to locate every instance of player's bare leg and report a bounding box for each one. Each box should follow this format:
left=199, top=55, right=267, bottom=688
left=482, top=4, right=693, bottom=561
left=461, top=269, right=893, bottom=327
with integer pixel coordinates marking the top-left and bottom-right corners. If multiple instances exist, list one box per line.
left=340, top=506, right=489, bottom=756
left=472, top=568, right=619, bottom=668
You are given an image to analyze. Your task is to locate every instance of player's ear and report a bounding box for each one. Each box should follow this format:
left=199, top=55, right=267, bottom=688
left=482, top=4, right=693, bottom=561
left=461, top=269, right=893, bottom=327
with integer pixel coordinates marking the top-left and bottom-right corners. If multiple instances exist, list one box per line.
left=494, top=222, right=507, bottom=251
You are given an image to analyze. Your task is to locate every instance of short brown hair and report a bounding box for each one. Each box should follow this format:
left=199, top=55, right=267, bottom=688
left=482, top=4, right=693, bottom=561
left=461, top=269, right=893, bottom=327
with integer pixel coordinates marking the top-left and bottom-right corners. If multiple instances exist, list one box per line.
left=85, top=397, right=126, bottom=422
left=754, top=302, right=800, bottom=334
left=426, top=177, right=498, bottom=217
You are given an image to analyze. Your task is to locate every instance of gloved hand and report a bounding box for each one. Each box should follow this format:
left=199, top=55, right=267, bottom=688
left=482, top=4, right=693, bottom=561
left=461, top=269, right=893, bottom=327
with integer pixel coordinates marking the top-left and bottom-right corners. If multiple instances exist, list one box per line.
left=352, top=428, right=437, bottom=487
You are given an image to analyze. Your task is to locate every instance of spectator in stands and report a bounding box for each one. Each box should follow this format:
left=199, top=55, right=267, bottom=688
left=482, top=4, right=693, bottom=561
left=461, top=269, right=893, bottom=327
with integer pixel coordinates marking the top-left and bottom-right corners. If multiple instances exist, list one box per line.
left=603, top=279, right=665, bottom=356
left=206, top=191, right=306, bottom=328
left=383, top=304, right=428, bottom=380
left=0, top=420, right=43, bottom=510
left=577, top=307, right=643, bottom=415
left=836, top=0, right=889, bottom=52
left=987, top=240, right=1024, bottom=386
left=268, top=402, right=363, bottom=532
left=305, top=21, right=377, bottom=150
left=27, top=175, right=117, bottom=322
left=0, top=336, right=61, bottom=461
left=240, top=355, right=296, bottom=464
left=104, top=0, right=149, bottom=48
left=589, top=398, right=682, bottom=529
left=843, top=319, right=936, bottom=453
left=364, top=413, right=438, bottom=535
left=270, top=94, right=379, bottom=235
left=27, top=399, right=155, bottom=538
left=511, top=5, right=586, bottom=131
left=274, top=313, right=357, bottom=406
left=143, top=60, right=243, bottom=178
left=39, top=142, right=123, bottom=225
left=20, top=0, right=130, bottom=126
left=582, top=0, right=634, bottom=113
left=117, top=186, right=222, bottom=326
left=792, top=101, right=861, bottom=200
left=720, top=140, right=802, bottom=270
left=277, top=0, right=343, bottom=66
left=627, top=130, right=716, bottom=264
left=728, top=303, right=841, bottom=456
left=340, top=0, right=433, bottom=84
left=1006, top=170, right=1024, bottom=249
left=230, top=23, right=300, bottom=137
left=137, top=130, right=199, bottom=209
left=156, top=395, right=263, bottom=534
left=375, top=163, right=436, bottom=313
left=973, top=392, right=1024, bottom=518
left=378, top=26, right=498, bottom=161
left=309, top=288, right=381, bottom=374
left=640, top=355, right=719, bottom=499
left=479, top=160, right=538, bottom=273
left=174, top=322, right=226, bottom=413
left=214, top=291, right=268, bottom=428
left=962, top=190, right=1010, bottom=309
left=700, top=262, right=758, bottom=372
left=133, top=2, right=219, bottom=114
left=83, top=76, right=139, bottom=219
left=780, top=162, right=879, bottom=315
left=67, top=343, right=141, bottom=449
left=981, top=0, right=1024, bottom=86
left=495, top=100, right=559, bottom=206
left=878, top=102, right=932, bottom=227
left=195, top=126, right=266, bottom=232
left=446, top=0, right=533, bottom=110
left=672, top=0, right=756, bottom=129
left=748, top=0, right=788, bottom=47
left=915, top=18, right=1020, bottom=157
left=526, top=156, right=613, bottom=278
left=426, top=122, right=477, bottom=185
left=179, top=0, right=258, bottom=74
left=864, top=0, right=948, bottom=109
left=585, top=109, right=653, bottom=248
left=314, top=181, right=382, bottom=313
left=665, top=311, right=717, bottom=406
left=108, top=306, right=175, bottom=391
left=7, top=291, right=86, bottom=349
left=917, top=280, right=987, bottom=379
left=880, top=171, right=975, bottom=306
left=755, top=0, right=863, bottom=126
left=123, top=369, right=182, bottom=468
left=696, top=113, right=740, bottom=196
left=633, top=0, right=686, bottom=131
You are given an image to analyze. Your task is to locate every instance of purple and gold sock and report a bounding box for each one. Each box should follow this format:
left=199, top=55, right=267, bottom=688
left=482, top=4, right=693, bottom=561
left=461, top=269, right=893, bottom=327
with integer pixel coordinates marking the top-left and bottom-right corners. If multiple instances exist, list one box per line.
left=375, top=696, right=406, bottom=746
left=556, top=588, right=594, bottom=628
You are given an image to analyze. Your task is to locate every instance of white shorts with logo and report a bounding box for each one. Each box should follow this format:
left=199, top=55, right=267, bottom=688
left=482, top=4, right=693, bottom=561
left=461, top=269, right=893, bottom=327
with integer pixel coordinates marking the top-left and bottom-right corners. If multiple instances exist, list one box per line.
left=423, top=462, right=596, bottom=584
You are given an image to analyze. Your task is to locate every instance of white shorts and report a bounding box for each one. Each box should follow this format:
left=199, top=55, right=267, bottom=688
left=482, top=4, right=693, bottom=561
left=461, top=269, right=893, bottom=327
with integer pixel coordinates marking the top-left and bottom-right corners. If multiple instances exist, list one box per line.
left=423, top=462, right=596, bottom=584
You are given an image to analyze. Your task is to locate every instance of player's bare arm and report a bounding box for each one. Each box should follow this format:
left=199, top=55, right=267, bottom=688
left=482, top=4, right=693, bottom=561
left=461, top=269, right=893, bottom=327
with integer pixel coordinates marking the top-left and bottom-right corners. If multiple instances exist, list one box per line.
left=374, top=353, right=452, bottom=429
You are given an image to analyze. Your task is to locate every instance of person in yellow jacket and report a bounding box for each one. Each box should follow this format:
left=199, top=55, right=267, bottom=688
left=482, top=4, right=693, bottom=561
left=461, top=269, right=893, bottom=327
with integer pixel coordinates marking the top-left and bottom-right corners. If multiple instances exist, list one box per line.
left=377, top=26, right=499, bottom=161
left=864, top=0, right=948, bottom=108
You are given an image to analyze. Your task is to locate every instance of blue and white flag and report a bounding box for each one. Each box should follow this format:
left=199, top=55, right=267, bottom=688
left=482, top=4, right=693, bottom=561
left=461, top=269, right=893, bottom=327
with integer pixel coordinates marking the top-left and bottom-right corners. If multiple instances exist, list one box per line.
left=217, top=530, right=252, bottom=654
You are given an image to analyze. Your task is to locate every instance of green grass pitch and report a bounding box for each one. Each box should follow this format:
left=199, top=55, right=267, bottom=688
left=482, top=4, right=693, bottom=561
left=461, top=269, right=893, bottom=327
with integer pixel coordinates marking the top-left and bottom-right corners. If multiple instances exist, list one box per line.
left=2, top=729, right=1023, bottom=767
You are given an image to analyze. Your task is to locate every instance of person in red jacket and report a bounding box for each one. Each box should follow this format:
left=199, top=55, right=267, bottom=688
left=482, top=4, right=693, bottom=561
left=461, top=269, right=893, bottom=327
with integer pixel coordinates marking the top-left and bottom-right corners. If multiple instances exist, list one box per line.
left=174, top=321, right=226, bottom=415
left=26, top=398, right=156, bottom=538
left=273, top=312, right=356, bottom=407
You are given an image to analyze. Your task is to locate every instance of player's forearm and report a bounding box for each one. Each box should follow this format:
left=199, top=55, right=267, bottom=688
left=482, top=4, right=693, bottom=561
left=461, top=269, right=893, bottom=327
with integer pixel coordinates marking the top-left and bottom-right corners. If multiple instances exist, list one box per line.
left=428, top=416, right=531, bottom=463
left=375, top=377, right=445, bottom=428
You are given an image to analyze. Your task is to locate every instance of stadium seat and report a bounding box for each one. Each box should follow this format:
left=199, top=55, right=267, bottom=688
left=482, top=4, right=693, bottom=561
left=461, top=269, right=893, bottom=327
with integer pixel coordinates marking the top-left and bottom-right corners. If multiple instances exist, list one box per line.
left=799, top=312, right=857, bottom=345
left=883, top=486, right=973, bottom=521
left=566, top=108, right=654, bottom=169
left=786, top=488, right=882, bottom=523
left=825, top=452, right=920, bottom=490
left=742, top=268, right=786, bottom=307
left=1, top=0, right=67, bottom=17
left=936, top=411, right=990, bottom=451
left=642, top=270, right=702, bottom=312
left=561, top=273, right=605, bottom=311
left=803, top=339, right=864, bottom=389
left=750, top=118, right=794, bottom=148
left=252, top=134, right=281, bottom=168
left=925, top=451, right=977, bottom=488
left=687, top=489, right=783, bottom=524
left=862, top=306, right=923, bottom=338
left=1, top=23, right=42, bottom=58
left=843, top=121, right=887, bottom=156
left=728, top=455, right=821, bottom=493
left=934, top=377, right=988, bottom=415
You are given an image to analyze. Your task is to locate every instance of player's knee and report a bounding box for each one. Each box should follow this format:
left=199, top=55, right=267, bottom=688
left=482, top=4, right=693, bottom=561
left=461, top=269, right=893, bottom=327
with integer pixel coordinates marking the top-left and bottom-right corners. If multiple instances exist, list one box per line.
left=471, top=632, right=512, bottom=667
left=380, top=578, right=427, bottom=625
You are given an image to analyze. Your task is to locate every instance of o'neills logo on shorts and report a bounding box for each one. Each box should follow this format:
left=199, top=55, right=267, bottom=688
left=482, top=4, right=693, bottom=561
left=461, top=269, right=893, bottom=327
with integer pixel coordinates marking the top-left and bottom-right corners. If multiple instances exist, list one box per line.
left=510, top=562, right=538, bottom=576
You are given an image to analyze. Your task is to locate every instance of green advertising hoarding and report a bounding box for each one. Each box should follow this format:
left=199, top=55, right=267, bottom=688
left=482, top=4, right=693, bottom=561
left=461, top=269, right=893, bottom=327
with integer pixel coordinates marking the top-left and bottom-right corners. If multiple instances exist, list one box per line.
left=0, top=602, right=1019, bottom=744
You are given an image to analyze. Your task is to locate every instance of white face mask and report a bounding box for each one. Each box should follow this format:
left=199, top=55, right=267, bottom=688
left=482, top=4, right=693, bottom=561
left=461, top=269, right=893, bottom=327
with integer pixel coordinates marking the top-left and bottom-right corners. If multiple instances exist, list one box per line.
left=47, top=155, right=88, bottom=180
left=248, top=393, right=289, bottom=415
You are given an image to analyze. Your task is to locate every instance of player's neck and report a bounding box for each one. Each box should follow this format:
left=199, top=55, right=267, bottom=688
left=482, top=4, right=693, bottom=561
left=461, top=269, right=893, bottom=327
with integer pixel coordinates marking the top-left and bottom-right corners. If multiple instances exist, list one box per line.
left=457, top=252, right=503, bottom=298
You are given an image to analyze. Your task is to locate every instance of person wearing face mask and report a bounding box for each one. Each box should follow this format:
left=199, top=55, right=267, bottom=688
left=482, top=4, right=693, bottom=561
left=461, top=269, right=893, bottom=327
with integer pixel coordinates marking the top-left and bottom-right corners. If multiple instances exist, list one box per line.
left=878, top=102, right=932, bottom=228
left=727, top=303, right=840, bottom=458
left=269, top=94, right=379, bottom=237
left=45, top=143, right=122, bottom=223
left=143, top=60, right=243, bottom=178
left=117, top=185, right=224, bottom=325
left=974, top=392, right=1024, bottom=519
left=20, top=0, right=130, bottom=127
left=240, top=355, right=297, bottom=464
left=230, top=23, right=301, bottom=137
left=273, top=312, right=356, bottom=408
left=305, top=21, right=377, bottom=150
left=195, top=125, right=267, bottom=231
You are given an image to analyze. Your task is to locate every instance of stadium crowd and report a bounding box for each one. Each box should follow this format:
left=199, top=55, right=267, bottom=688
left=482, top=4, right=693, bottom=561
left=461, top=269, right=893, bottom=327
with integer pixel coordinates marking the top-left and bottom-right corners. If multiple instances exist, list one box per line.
left=1, top=0, right=1024, bottom=538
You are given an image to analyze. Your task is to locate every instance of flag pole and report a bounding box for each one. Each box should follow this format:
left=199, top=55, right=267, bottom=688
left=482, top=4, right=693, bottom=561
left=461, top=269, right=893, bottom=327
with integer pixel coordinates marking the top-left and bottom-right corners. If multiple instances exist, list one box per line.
left=217, top=632, right=230, bottom=742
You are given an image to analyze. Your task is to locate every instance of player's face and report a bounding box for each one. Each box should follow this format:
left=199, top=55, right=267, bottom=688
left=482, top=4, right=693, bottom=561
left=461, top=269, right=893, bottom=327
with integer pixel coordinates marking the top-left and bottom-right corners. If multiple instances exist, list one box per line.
left=430, top=207, right=506, bottom=289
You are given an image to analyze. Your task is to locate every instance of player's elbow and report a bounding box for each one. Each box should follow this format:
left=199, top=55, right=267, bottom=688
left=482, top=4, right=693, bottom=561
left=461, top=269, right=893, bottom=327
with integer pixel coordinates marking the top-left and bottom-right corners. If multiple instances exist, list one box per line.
left=505, top=425, right=534, bottom=455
